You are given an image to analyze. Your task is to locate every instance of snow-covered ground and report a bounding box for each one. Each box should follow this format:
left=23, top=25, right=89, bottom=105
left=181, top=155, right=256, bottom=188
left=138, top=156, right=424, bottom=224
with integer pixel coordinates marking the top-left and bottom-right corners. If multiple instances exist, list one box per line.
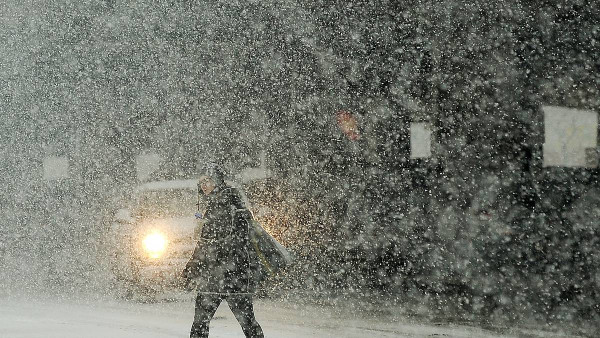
left=0, top=295, right=585, bottom=338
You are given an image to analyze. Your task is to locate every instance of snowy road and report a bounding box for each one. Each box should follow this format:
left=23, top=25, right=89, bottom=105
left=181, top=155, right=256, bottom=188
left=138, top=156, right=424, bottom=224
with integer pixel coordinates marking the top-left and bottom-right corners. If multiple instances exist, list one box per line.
left=0, top=296, right=583, bottom=338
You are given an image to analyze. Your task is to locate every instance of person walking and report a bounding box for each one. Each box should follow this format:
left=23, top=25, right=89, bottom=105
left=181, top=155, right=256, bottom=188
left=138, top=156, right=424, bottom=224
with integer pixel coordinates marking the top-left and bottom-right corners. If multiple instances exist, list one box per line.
left=183, top=163, right=264, bottom=338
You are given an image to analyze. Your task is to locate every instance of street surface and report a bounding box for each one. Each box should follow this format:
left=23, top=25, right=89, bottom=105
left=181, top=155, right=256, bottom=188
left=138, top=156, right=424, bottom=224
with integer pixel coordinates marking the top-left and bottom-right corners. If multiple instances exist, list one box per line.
left=0, top=295, right=585, bottom=337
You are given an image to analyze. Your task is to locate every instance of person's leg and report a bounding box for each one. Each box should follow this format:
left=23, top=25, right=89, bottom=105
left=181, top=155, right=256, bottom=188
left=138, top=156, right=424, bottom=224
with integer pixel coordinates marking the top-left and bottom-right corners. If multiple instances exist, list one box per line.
left=227, top=294, right=264, bottom=338
left=190, top=293, right=222, bottom=338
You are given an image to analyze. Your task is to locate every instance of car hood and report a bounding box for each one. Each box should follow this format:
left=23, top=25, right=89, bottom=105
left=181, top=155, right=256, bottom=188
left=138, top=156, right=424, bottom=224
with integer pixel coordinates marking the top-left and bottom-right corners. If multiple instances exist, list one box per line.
left=134, top=216, right=198, bottom=239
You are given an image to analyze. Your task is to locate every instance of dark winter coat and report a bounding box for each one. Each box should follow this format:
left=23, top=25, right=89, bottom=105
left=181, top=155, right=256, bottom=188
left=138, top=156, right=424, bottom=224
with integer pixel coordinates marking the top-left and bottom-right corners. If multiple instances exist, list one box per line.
left=184, top=184, right=257, bottom=294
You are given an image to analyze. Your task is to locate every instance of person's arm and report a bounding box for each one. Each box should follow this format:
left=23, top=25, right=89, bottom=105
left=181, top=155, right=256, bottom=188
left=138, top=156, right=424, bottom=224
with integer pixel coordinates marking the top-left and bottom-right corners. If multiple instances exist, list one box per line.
left=183, top=240, right=205, bottom=279
left=227, top=188, right=251, bottom=244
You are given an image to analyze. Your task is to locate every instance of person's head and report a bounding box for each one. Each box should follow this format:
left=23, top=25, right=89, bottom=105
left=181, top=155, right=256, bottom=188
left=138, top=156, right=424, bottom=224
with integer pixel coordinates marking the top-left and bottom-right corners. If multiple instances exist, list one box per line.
left=198, top=175, right=216, bottom=195
left=199, top=162, right=225, bottom=195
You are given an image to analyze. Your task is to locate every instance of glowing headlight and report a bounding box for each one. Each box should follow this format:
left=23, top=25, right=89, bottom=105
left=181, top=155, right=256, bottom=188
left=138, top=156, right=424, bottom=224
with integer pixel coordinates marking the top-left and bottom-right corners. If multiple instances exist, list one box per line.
left=142, top=232, right=167, bottom=259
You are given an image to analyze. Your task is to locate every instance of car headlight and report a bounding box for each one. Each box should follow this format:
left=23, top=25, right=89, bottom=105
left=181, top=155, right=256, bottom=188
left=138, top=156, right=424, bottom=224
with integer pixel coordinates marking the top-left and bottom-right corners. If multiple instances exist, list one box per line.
left=142, top=232, right=167, bottom=259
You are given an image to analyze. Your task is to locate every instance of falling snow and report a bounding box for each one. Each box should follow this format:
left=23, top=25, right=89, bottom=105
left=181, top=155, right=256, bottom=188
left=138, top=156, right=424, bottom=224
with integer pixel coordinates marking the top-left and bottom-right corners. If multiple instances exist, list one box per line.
left=1, top=1, right=598, bottom=337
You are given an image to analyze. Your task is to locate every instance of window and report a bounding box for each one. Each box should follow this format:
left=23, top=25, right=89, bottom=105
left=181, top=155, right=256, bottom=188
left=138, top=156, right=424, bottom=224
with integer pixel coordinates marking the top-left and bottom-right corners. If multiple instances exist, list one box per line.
left=410, top=122, right=432, bottom=159
left=543, top=106, right=598, bottom=168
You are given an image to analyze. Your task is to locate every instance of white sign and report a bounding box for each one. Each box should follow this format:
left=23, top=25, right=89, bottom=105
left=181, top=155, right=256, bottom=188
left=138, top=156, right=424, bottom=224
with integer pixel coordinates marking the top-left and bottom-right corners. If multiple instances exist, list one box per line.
left=43, top=156, right=70, bottom=180
left=410, top=122, right=432, bottom=159
left=543, top=106, right=598, bottom=168
left=136, top=152, right=162, bottom=182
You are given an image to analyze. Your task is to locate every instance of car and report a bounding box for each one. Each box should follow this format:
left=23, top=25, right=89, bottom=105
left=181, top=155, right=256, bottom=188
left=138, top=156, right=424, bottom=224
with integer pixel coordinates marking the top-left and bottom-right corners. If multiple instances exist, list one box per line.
left=107, top=179, right=200, bottom=297
left=107, top=175, right=292, bottom=299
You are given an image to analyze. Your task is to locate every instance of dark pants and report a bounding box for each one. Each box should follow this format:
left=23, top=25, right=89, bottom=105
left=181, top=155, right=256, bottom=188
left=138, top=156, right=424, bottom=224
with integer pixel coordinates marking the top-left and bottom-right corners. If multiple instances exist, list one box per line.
left=190, top=293, right=264, bottom=338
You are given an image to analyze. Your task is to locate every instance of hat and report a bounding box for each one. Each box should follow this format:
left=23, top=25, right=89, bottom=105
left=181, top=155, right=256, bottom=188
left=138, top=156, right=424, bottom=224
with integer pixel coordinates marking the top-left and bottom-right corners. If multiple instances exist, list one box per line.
left=200, top=162, right=225, bottom=186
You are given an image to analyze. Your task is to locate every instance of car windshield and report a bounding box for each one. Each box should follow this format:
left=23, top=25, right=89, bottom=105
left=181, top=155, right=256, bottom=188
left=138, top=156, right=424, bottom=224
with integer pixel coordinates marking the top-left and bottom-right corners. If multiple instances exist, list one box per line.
left=134, top=188, right=197, bottom=218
